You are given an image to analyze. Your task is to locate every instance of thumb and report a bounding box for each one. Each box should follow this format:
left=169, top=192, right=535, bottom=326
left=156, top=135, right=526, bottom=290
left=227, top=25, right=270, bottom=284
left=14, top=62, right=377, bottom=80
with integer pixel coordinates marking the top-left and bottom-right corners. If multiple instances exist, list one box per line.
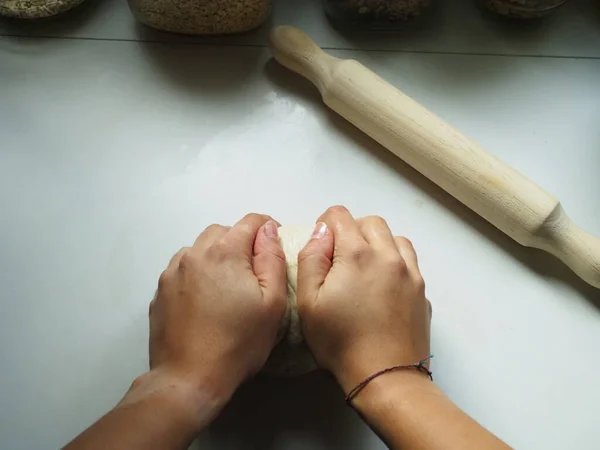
left=297, top=222, right=334, bottom=306
left=253, top=220, right=287, bottom=307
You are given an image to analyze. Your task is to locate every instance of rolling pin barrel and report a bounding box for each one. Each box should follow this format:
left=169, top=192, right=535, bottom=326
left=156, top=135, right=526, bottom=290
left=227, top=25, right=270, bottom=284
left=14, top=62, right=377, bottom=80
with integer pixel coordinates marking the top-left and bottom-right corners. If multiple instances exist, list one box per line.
left=269, top=26, right=600, bottom=288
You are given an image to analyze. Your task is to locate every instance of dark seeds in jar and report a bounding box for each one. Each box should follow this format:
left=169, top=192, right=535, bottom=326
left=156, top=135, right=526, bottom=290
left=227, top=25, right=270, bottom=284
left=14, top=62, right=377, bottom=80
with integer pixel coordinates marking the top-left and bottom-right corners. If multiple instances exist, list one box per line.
left=324, top=0, right=432, bottom=29
left=481, top=0, right=568, bottom=19
left=0, top=0, right=84, bottom=18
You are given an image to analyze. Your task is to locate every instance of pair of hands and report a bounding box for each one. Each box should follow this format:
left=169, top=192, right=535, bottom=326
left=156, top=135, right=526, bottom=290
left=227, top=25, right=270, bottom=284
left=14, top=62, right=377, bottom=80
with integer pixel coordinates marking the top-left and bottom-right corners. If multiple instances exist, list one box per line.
left=68, top=206, right=511, bottom=450
left=147, top=206, right=431, bottom=421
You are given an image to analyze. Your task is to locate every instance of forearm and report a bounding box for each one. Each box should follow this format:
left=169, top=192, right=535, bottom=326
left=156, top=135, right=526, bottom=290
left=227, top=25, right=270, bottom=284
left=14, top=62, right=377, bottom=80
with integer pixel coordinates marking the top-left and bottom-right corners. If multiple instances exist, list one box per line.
left=64, top=370, right=229, bottom=450
left=351, top=371, right=511, bottom=450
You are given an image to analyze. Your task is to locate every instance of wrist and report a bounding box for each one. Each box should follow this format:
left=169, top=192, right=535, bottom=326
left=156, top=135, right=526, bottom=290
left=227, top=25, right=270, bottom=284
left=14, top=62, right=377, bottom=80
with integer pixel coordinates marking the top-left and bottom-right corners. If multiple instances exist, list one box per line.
left=123, top=368, right=232, bottom=432
left=349, top=369, right=439, bottom=415
left=330, top=348, right=432, bottom=396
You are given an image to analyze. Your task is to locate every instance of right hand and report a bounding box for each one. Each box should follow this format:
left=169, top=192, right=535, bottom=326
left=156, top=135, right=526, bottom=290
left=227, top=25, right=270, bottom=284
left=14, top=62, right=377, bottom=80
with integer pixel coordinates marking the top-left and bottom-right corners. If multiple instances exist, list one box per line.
left=297, top=206, right=432, bottom=393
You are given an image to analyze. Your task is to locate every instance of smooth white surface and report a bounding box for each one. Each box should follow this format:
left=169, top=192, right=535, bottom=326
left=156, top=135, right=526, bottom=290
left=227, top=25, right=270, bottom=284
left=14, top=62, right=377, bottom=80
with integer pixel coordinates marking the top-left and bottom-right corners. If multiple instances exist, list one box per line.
left=1, top=4, right=600, bottom=450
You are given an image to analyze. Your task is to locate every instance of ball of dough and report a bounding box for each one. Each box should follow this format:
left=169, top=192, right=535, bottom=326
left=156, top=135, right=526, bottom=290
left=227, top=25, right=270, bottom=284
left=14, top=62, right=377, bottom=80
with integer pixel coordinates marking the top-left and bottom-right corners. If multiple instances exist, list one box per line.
left=261, top=225, right=318, bottom=376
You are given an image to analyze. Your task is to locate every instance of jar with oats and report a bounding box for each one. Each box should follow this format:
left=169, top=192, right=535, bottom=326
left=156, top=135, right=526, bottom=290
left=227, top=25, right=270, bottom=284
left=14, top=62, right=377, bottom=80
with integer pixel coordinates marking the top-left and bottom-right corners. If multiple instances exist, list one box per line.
left=128, top=0, right=270, bottom=35
left=323, top=0, right=432, bottom=30
left=478, top=0, right=569, bottom=19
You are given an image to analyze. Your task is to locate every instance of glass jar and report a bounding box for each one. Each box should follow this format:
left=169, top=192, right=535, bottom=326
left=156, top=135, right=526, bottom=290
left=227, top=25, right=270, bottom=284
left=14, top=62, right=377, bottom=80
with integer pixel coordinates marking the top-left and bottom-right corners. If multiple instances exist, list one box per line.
left=479, top=0, right=568, bottom=19
left=323, top=0, right=432, bottom=30
left=128, top=0, right=271, bottom=35
left=0, top=0, right=84, bottom=18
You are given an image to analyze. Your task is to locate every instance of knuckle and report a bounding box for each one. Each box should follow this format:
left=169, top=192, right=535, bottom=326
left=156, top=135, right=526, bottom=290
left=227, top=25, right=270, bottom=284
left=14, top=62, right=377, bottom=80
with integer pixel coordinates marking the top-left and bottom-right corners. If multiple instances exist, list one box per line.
left=178, top=251, right=198, bottom=270
left=398, top=261, right=409, bottom=277
left=174, top=246, right=190, bottom=258
left=237, top=222, right=255, bottom=236
left=204, top=223, right=224, bottom=234
left=213, top=238, right=233, bottom=254
left=428, top=299, right=433, bottom=317
left=208, top=239, right=234, bottom=261
left=396, top=236, right=414, bottom=249
left=326, top=205, right=348, bottom=215
left=168, top=247, right=187, bottom=266
left=384, top=251, right=406, bottom=269
left=157, top=270, right=171, bottom=290
left=386, top=254, right=408, bottom=277
left=243, top=212, right=264, bottom=223
left=414, top=274, right=426, bottom=293
left=365, top=215, right=388, bottom=229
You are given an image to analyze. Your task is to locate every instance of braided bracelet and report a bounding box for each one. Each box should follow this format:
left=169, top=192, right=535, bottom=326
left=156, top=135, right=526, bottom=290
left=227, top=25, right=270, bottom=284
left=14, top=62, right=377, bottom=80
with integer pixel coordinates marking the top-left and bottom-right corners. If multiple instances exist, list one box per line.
left=345, top=355, right=434, bottom=403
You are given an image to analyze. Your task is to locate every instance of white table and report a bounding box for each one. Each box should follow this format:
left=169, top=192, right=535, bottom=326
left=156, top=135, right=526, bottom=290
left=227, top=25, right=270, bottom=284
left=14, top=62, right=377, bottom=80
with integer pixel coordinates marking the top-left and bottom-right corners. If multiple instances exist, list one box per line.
left=1, top=1, right=599, bottom=448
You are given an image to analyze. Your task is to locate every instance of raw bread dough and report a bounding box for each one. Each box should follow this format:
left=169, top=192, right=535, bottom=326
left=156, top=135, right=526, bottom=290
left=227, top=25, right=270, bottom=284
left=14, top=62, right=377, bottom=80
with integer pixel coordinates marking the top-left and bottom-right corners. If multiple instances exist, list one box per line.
left=261, top=225, right=317, bottom=376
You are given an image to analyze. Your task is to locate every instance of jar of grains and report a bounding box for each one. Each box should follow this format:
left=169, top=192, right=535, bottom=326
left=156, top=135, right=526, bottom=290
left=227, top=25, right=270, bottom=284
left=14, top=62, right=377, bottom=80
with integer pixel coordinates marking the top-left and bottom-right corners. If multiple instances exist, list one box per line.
left=323, top=0, right=432, bottom=30
left=0, top=0, right=83, bottom=18
left=128, top=0, right=270, bottom=35
left=479, top=0, right=568, bottom=19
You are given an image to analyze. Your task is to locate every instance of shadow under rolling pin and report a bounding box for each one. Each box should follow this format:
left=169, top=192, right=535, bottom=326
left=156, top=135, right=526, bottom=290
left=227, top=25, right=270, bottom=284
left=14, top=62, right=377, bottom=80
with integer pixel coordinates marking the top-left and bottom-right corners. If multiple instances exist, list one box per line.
left=269, top=26, right=600, bottom=289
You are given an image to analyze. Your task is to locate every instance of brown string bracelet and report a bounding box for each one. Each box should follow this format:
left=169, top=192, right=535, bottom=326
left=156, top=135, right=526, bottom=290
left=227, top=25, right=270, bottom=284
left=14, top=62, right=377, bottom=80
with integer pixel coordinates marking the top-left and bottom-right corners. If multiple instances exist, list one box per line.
left=344, top=355, right=434, bottom=403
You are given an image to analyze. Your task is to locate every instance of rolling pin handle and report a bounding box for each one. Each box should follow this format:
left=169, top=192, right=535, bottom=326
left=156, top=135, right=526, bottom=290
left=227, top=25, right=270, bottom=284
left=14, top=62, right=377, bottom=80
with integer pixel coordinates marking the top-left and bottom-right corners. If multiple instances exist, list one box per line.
left=534, top=207, right=600, bottom=288
left=269, top=26, right=339, bottom=94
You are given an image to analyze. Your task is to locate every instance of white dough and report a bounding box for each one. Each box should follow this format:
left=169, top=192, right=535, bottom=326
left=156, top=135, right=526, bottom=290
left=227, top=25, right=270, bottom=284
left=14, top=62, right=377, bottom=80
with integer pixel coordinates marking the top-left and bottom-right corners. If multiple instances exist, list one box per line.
left=261, top=225, right=318, bottom=376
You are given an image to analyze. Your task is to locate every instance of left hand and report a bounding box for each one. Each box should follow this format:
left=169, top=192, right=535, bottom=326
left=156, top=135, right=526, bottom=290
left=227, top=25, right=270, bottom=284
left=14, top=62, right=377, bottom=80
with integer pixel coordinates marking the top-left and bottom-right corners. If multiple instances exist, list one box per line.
left=65, top=214, right=288, bottom=450
left=146, top=213, right=288, bottom=406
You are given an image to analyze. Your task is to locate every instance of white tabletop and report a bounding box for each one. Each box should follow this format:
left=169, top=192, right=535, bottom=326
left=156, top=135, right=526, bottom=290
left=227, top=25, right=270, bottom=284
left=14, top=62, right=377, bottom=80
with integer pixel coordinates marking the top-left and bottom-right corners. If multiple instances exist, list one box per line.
left=1, top=1, right=599, bottom=449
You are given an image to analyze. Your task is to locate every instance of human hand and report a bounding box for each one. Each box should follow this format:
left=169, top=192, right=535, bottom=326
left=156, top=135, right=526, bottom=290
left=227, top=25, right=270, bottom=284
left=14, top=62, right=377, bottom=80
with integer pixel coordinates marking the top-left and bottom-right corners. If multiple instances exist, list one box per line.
left=297, top=206, right=431, bottom=393
left=64, top=215, right=288, bottom=449
left=147, top=214, right=288, bottom=407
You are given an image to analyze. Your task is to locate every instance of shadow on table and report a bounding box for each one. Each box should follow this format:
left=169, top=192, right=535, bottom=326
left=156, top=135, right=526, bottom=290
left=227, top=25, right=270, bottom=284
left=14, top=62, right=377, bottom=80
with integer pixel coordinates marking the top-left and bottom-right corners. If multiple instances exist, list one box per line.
left=194, top=371, right=372, bottom=450
left=136, top=38, right=263, bottom=97
left=264, top=58, right=600, bottom=308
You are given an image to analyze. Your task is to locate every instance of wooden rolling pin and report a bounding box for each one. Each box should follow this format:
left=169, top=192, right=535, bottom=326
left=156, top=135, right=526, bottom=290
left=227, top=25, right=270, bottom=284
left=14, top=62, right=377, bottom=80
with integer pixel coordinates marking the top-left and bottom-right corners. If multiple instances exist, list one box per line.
left=269, top=26, right=600, bottom=289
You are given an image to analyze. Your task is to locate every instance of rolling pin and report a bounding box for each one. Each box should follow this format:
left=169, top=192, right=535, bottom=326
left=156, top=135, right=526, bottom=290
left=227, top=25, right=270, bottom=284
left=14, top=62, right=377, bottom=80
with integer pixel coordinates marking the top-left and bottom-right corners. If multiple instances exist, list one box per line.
left=269, top=26, right=600, bottom=289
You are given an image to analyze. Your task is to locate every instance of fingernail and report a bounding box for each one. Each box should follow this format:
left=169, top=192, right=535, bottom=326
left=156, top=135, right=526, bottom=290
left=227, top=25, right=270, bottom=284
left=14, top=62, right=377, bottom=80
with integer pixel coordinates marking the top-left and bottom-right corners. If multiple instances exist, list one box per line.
left=264, top=220, right=279, bottom=240
left=311, top=222, right=328, bottom=240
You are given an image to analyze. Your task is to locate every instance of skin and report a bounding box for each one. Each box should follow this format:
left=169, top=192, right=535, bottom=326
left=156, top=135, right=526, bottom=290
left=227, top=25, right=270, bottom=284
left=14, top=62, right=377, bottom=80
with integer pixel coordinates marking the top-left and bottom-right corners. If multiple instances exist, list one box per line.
left=298, top=206, right=510, bottom=450
left=64, top=207, right=511, bottom=450
left=65, top=213, right=288, bottom=450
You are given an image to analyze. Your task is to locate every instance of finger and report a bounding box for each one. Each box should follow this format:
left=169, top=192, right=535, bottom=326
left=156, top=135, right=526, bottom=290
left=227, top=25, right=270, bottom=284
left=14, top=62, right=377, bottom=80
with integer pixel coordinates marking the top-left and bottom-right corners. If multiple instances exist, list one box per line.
left=394, top=236, right=420, bottom=274
left=157, top=247, right=190, bottom=298
left=226, top=213, right=274, bottom=260
left=317, top=206, right=366, bottom=255
left=253, top=220, right=288, bottom=309
left=297, top=222, right=334, bottom=308
left=193, top=224, right=230, bottom=251
left=149, top=291, right=158, bottom=317
left=167, top=247, right=189, bottom=270
left=357, top=216, right=397, bottom=252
